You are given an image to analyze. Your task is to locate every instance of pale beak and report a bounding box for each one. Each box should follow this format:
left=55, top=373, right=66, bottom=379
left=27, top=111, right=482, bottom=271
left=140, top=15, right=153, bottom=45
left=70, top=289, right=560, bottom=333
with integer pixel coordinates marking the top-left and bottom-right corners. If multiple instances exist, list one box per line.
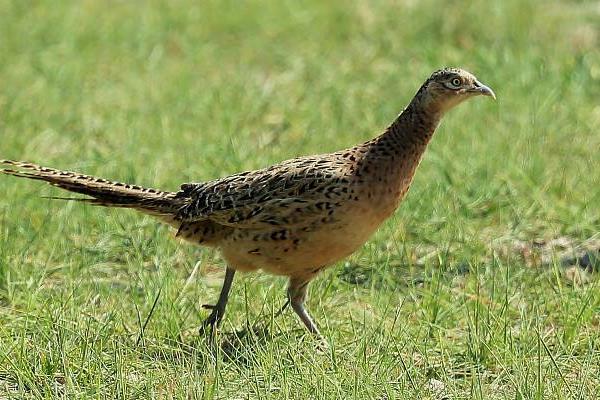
left=470, top=80, right=496, bottom=100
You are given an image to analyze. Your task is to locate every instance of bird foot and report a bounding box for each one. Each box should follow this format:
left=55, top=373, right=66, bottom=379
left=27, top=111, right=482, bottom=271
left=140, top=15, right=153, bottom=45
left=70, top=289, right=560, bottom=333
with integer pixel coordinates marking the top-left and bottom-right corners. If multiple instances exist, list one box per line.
left=315, top=337, right=330, bottom=354
left=198, top=303, right=225, bottom=336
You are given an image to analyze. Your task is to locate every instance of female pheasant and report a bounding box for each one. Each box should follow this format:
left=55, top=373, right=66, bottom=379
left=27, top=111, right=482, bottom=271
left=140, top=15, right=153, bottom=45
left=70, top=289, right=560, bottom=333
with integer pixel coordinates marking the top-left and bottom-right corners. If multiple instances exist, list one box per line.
left=1, top=68, right=495, bottom=342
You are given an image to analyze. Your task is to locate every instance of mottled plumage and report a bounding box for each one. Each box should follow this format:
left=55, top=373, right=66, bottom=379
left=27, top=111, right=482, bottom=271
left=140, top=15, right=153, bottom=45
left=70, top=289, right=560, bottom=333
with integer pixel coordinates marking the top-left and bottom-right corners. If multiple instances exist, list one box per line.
left=1, top=68, right=495, bottom=343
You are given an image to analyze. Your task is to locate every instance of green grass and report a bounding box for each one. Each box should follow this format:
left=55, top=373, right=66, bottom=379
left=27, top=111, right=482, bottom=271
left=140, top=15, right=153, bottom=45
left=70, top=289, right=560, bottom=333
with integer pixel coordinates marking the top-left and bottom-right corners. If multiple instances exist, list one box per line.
left=1, top=0, right=599, bottom=398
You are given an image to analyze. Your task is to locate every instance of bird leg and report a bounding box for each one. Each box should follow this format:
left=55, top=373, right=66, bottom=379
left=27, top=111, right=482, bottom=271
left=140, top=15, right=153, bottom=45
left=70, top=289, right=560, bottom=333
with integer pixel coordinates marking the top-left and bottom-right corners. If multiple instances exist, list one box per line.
left=199, top=267, right=236, bottom=334
left=287, top=278, right=325, bottom=343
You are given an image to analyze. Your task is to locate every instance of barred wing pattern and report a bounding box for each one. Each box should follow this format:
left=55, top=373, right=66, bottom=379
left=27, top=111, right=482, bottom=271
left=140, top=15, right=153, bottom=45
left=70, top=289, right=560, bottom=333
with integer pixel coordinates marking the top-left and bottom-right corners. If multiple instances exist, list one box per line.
left=175, top=156, right=352, bottom=229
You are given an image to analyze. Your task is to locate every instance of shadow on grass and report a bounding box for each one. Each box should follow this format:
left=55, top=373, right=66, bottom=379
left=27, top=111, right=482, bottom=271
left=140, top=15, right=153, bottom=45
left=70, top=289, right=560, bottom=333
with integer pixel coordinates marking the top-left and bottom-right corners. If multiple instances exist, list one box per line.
left=136, top=321, right=307, bottom=367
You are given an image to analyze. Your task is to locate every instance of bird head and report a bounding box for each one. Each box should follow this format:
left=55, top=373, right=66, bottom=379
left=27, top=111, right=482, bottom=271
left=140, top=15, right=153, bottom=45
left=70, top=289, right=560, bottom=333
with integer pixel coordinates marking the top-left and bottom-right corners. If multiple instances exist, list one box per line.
left=415, top=67, right=495, bottom=114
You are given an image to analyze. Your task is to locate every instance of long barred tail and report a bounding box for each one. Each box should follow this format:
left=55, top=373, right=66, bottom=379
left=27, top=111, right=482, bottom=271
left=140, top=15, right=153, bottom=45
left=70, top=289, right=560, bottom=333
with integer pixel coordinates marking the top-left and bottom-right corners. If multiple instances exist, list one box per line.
left=1, top=160, right=186, bottom=220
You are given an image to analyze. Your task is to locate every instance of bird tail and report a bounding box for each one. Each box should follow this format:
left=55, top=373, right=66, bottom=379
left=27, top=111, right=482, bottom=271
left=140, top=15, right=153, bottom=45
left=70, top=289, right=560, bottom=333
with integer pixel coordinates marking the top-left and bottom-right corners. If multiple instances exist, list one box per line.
left=1, top=160, right=186, bottom=221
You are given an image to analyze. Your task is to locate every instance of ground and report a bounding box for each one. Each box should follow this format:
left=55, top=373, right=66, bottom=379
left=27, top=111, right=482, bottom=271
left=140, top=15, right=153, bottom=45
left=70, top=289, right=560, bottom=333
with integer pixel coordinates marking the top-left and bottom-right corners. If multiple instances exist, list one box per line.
left=0, top=0, right=599, bottom=398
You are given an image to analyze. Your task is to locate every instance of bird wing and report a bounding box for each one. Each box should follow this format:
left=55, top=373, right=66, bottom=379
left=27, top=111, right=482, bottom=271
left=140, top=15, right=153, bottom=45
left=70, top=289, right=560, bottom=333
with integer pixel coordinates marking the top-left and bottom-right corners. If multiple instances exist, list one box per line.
left=175, top=157, right=350, bottom=229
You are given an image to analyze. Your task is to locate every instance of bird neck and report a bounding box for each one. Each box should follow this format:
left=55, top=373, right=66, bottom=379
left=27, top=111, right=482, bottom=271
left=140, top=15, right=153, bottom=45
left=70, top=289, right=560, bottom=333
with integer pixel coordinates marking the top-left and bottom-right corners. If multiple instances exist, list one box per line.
left=361, top=97, right=442, bottom=166
left=352, top=97, right=443, bottom=201
left=382, top=98, right=442, bottom=149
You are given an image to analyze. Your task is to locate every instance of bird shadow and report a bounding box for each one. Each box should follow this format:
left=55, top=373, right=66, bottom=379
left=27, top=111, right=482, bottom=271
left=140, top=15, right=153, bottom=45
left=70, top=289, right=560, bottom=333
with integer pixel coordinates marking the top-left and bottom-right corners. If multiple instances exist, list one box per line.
left=213, top=325, right=275, bottom=362
left=209, top=322, right=314, bottom=365
left=137, top=322, right=304, bottom=367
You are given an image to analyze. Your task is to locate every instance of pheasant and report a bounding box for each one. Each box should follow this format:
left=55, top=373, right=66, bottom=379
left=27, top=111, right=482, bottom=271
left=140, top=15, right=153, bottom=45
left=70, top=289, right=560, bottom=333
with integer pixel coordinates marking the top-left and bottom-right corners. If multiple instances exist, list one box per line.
left=1, top=68, right=495, bottom=342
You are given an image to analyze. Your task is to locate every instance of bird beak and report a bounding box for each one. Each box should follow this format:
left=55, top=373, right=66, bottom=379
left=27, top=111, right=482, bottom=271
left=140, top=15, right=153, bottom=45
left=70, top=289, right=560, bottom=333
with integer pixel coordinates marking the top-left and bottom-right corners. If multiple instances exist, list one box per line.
left=471, top=80, right=496, bottom=100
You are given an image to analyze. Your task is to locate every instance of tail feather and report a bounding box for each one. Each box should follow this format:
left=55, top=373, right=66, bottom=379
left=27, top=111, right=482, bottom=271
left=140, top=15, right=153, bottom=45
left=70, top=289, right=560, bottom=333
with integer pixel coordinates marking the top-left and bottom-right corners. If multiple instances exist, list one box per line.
left=1, top=160, right=186, bottom=220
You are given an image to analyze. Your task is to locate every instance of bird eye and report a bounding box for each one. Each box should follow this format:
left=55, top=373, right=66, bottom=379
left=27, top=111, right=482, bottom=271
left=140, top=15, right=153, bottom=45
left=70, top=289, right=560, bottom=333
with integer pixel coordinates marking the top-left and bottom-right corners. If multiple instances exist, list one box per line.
left=450, top=78, right=462, bottom=87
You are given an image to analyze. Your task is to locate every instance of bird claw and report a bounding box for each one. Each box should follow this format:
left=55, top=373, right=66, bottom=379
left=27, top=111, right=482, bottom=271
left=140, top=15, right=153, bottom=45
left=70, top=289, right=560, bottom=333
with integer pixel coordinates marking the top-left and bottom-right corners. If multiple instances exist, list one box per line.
left=198, top=318, right=217, bottom=336
left=198, top=305, right=224, bottom=336
left=315, top=337, right=330, bottom=354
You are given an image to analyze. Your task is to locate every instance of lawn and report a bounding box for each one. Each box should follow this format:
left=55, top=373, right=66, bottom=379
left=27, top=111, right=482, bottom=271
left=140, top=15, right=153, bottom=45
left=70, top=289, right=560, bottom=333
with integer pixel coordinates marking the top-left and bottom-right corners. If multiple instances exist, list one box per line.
left=0, top=0, right=599, bottom=398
